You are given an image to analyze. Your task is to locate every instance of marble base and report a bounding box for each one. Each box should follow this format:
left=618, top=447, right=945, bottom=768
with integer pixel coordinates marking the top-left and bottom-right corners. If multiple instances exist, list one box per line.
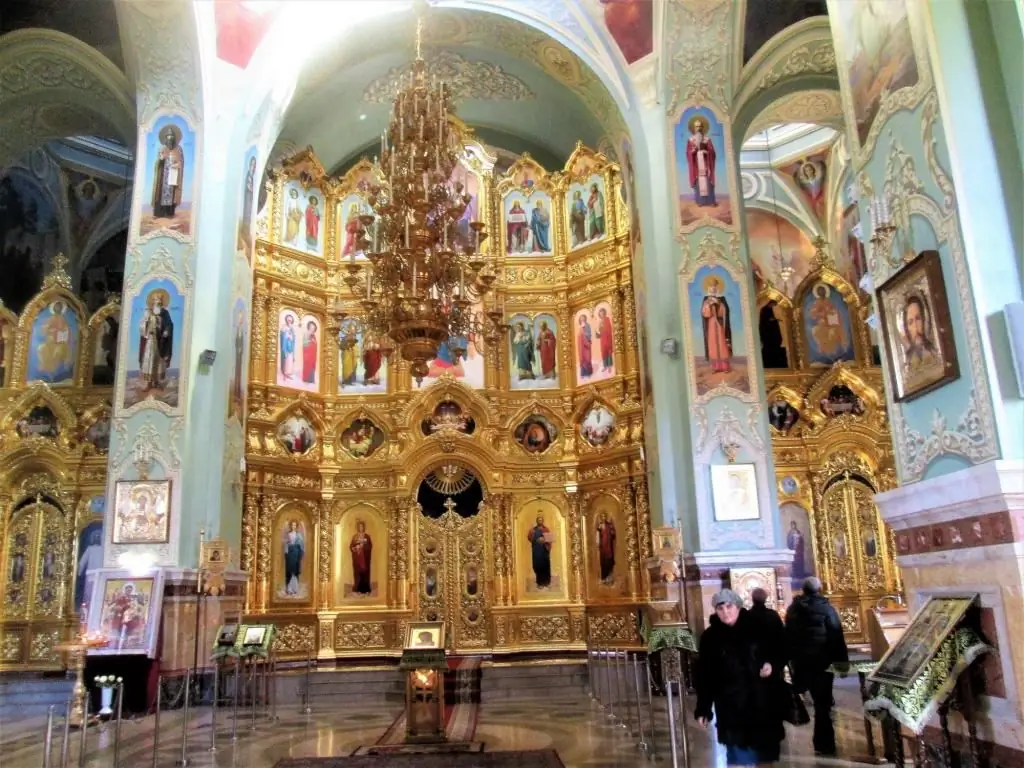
left=160, top=568, right=248, bottom=673
left=686, top=548, right=795, bottom=627
left=874, top=460, right=1024, bottom=757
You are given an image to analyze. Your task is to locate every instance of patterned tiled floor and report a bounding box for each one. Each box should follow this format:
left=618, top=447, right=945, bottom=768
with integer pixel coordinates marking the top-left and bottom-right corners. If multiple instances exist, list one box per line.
left=0, top=676, right=891, bottom=766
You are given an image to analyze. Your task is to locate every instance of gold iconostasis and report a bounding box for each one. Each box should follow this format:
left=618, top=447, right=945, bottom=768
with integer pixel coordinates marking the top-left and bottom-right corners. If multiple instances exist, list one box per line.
left=242, top=135, right=652, bottom=658
left=0, top=138, right=904, bottom=671
left=0, top=258, right=115, bottom=670
left=757, top=241, right=902, bottom=644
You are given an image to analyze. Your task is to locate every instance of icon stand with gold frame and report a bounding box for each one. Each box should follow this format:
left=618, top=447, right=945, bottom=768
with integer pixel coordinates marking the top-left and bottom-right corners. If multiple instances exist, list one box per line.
left=399, top=621, right=446, bottom=743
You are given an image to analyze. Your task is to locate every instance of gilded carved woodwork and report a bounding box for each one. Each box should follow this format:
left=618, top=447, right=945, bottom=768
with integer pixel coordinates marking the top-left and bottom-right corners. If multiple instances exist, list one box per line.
left=0, top=276, right=112, bottom=671
left=764, top=269, right=901, bottom=642
left=241, top=143, right=650, bottom=656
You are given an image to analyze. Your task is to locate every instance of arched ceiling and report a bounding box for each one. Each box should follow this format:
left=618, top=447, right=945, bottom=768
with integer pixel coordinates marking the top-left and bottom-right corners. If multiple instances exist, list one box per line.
left=278, top=7, right=624, bottom=173
left=0, top=0, right=124, bottom=72
left=742, top=0, right=828, bottom=65
left=0, top=29, right=136, bottom=168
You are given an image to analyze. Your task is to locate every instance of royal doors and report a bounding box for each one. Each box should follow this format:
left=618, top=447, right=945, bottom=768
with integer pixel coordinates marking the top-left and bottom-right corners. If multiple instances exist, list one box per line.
left=415, top=474, right=489, bottom=652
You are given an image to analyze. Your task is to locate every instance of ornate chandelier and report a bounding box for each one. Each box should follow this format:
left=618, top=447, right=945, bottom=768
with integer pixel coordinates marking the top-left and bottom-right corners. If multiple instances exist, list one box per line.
left=337, top=16, right=503, bottom=383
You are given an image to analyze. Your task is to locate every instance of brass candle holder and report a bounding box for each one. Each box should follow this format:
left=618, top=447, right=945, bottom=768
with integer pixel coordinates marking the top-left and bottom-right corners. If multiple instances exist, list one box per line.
left=56, top=628, right=109, bottom=728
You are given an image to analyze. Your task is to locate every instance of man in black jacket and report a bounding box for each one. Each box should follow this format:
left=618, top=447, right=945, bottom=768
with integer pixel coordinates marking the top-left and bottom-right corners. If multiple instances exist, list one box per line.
left=748, top=587, right=786, bottom=667
left=786, top=576, right=848, bottom=756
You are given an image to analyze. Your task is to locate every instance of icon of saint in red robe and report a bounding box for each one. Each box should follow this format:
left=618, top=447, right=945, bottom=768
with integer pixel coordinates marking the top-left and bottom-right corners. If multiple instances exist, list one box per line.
left=597, top=307, right=614, bottom=372
left=350, top=520, right=373, bottom=595
left=596, top=513, right=617, bottom=583
left=537, top=320, right=557, bottom=380
left=302, top=320, right=318, bottom=384
left=700, top=277, right=732, bottom=373
left=305, top=195, right=321, bottom=249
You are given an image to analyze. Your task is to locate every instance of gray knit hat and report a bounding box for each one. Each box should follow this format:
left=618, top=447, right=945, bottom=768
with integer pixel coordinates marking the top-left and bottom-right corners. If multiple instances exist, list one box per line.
left=711, top=588, right=743, bottom=609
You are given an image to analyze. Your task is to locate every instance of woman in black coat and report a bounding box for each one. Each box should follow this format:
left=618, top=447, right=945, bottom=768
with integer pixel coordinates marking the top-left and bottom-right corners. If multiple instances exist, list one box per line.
left=695, top=589, right=786, bottom=766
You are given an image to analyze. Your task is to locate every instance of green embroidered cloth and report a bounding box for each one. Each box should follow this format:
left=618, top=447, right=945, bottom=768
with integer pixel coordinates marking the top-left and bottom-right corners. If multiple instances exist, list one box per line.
left=399, top=649, right=447, bottom=670
left=863, top=627, right=991, bottom=734
left=211, top=645, right=240, bottom=661
left=640, top=618, right=697, bottom=653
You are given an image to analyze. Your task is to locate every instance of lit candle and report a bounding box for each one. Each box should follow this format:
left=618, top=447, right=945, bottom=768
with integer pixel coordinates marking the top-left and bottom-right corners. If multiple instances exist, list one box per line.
left=419, top=116, right=424, bottom=141
left=380, top=133, right=385, bottom=157
left=405, top=217, right=410, bottom=248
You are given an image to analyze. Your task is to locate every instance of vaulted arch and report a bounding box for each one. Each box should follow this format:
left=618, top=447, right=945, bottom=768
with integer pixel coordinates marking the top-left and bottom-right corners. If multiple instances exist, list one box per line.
left=0, top=29, right=135, bottom=166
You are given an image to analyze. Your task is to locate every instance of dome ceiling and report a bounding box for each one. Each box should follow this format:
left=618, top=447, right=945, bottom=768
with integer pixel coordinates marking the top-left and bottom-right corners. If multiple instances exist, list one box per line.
left=279, top=7, right=624, bottom=174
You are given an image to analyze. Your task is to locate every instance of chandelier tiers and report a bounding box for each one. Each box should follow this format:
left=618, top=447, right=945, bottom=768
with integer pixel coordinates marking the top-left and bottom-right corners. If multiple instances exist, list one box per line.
left=336, top=16, right=508, bottom=384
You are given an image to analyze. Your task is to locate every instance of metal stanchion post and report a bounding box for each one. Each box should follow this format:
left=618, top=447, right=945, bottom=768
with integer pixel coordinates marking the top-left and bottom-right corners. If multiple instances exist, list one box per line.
left=606, top=649, right=616, bottom=722
left=76, top=696, right=89, bottom=768
left=616, top=651, right=628, bottom=729
left=60, top=698, right=72, bottom=768
left=664, top=680, right=680, bottom=768
left=631, top=654, right=649, bottom=753
left=644, top=658, right=658, bottom=760
left=302, top=650, right=313, bottom=715
left=270, top=655, right=278, bottom=722
left=589, top=651, right=598, bottom=704
left=113, top=683, right=124, bottom=768
left=249, top=658, right=258, bottom=731
left=152, top=676, right=162, bottom=768
left=42, top=704, right=55, bottom=768
left=231, top=659, right=240, bottom=742
left=209, top=661, right=219, bottom=754
left=592, top=648, right=602, bottom=706
left=674, top=667, right=690, bottom=767
left=177, top=670, right=192, bottom=767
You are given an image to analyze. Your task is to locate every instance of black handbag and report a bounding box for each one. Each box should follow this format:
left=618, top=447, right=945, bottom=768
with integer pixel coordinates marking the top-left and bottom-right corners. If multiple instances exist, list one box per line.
left=781, top=681, right=811, bottom=726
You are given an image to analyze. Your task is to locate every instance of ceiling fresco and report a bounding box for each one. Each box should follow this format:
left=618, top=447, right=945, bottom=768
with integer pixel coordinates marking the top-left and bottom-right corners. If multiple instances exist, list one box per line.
left=362, top=51, right=535, bottom=104
left=280, top=7, right=626, bottom=173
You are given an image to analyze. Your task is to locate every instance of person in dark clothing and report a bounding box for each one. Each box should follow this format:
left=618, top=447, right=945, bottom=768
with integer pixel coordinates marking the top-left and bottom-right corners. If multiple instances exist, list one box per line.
left=695, top=589, right=785, bottom=766
left=748, top=587, right=787, bottom=668
left=785, top=576, right=849, bottom=756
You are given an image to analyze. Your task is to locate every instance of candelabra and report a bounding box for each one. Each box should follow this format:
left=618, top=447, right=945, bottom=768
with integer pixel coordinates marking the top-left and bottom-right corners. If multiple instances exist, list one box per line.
left=868, top=194, right=897, bottom=266
left=336, top=15, right=507, bottom=383
left=56, top=616, right=109, bottom=728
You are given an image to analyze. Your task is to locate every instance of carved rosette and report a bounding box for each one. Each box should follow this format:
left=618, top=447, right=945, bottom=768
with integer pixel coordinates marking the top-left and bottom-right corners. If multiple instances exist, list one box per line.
left=519, top=615, right=570, bottom=644
left=566, top=492, right=583, bottom=602
left=275, top=623, right=316, bottom=653
left=317, top=500, right=331, bottom=606
left=635, top=476, right=653, bottom=561
left=622, top=481, right=639, bottom=597
left=389, top=496, right=411, bottom=609
left=241, top=492, right=257, bottom=576
left=588, top=612, right=638, bottom=645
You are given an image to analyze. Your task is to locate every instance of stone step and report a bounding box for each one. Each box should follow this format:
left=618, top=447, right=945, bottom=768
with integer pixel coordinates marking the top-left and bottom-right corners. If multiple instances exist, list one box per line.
left=0, top=678, right=75, bottom=722
left=480, top=663, right=587, bottom=702
left=273, top=668, right=404, bottom=704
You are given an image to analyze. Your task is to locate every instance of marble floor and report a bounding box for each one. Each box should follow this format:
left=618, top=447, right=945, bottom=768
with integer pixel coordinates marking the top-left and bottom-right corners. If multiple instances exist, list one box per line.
left=0, top=676, right=895, bottom=767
